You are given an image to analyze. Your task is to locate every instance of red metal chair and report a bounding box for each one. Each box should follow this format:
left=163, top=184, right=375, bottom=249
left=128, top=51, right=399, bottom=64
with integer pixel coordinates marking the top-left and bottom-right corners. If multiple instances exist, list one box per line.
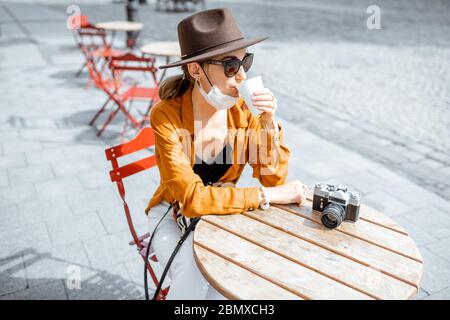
left=70, top=15, right=125, bottom=79
left=89, top=52, right=160, bottom=137
left=105, top=127, right=170, bottom=300
left=84, top=52, right=136, bottom=137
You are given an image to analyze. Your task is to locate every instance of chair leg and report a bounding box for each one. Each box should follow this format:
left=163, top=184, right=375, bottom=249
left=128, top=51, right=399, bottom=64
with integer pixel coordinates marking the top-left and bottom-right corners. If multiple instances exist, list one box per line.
left=97, top=105, right=120, bottom=137
left=75, top=61, right=86, bottom=77
left=89, top=97, right=112, bottom=126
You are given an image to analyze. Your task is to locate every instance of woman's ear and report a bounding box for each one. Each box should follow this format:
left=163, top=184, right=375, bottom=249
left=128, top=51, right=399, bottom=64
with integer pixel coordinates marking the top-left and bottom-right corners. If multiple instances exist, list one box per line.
left=187, top=62, right=202, bottom=80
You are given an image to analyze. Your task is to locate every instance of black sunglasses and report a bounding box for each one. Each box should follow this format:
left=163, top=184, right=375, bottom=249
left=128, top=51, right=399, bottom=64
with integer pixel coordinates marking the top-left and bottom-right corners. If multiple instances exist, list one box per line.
left=203, top=53, right=254, bottom=78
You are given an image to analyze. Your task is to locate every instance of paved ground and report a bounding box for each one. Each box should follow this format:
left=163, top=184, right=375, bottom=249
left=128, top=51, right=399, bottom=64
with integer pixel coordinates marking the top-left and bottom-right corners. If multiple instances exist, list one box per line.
left=1, top=0, right=450, bottom=299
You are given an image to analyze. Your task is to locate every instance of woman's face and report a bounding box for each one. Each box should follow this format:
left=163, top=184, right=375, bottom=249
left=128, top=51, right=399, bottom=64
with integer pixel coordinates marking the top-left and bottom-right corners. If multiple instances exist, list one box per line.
left=189, top=48, right=248, bottom=98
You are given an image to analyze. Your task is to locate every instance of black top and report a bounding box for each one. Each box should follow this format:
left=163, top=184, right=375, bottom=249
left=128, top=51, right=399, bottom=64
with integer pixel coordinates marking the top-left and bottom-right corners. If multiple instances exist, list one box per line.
left=193, top=143, right=232, bottom=186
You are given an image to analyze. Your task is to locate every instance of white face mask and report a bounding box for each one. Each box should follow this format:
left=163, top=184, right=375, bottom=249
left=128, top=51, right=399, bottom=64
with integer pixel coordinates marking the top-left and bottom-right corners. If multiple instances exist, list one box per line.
left=196, top=68, right=239, bottom=110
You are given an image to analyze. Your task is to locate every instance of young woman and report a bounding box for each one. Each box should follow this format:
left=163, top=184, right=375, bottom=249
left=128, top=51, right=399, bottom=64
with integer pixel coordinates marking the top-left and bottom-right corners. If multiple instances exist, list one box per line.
left=146, top=8, right=309, bottom=300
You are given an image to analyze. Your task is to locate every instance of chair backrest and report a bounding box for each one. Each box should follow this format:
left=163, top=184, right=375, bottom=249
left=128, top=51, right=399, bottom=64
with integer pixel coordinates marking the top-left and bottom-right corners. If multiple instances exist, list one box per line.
left=105, top=127, right=157, bottom=248
left=76, top=27, right=108, bottom=54
left=109, top=52, right=159, bottom=95
left=109, top=52, right=157, bottom=78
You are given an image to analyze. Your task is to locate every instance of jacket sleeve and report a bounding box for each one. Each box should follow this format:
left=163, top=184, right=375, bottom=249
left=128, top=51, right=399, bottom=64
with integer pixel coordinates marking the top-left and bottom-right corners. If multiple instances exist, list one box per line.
left=247, top=114, right=291, bottom=187
left=150, top=106, right=261, bottom=218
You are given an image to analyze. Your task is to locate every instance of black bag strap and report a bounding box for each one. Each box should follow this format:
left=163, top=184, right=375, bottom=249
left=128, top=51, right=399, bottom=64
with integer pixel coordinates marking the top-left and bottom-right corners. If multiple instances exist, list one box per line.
left=152, top=216, right=200, bottom=300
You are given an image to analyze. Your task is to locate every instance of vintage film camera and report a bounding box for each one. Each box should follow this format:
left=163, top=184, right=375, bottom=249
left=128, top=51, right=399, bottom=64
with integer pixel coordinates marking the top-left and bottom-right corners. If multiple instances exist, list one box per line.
left=312, top=183, right=361, bottom=229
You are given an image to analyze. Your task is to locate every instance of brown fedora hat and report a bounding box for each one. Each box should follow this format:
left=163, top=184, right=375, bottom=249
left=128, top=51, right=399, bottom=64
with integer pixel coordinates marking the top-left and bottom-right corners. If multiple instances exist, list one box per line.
left=158, top=8, right=268, bottom=69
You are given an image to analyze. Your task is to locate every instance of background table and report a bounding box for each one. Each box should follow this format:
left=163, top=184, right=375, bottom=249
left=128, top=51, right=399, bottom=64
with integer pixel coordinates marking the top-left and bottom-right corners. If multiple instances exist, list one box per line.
left=140, top=41, right=181, bottom=82
left=193, top=200, right=424, bottom=300
left=95, top=21, right=144, bottom=32
left=95, top=21, right=144, bottom=48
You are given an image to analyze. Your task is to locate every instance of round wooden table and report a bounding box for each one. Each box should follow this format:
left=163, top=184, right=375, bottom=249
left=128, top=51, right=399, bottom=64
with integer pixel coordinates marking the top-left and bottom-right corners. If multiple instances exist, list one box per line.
left=95, top=21, right=144, bottom=32
left=193, top=200, right=424, bottom=300
left=95, top=21, right=144, bottom=48
left=140, top=41, right=181, bottom=82
left=140, top=41, right=181, bottom=57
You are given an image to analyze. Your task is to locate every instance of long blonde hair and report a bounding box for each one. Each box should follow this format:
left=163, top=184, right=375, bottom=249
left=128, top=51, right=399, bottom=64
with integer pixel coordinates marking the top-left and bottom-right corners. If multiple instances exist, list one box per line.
left=158, top=65, right=195, bottom=100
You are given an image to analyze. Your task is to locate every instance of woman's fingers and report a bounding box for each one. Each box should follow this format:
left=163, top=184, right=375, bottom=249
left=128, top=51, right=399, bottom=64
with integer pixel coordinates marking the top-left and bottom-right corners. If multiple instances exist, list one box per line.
left=252, top=94, right=273, bottom=101
left=255, top=106, right=274, bottom=113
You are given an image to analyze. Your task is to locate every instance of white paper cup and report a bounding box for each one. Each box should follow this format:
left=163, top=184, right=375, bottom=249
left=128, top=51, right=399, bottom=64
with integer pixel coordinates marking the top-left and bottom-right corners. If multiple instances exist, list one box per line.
left=238, top=75, right=264, bottom=115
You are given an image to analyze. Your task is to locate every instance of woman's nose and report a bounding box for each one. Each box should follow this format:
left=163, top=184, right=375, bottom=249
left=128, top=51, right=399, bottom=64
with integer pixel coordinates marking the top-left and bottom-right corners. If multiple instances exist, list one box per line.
left=235, top=66, right=246, bottom=82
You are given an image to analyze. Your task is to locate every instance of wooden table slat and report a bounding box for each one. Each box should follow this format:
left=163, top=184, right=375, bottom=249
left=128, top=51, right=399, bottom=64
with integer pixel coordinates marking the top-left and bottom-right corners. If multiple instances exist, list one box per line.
left=278, top=203, right=422, bottom=262
left=202, top=214, right=417, bottom=300
left=245, top=207, right=423, bottom=287
left=194, top=221, right=374, bottom=300
left=194, top=245, right=303, bottom=300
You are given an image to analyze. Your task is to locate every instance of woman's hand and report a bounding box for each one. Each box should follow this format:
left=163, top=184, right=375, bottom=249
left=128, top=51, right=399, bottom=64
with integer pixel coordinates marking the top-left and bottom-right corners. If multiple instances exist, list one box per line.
left=252, top=88, right=277, bottom=124
left=266, top=180, right=310, bottom=206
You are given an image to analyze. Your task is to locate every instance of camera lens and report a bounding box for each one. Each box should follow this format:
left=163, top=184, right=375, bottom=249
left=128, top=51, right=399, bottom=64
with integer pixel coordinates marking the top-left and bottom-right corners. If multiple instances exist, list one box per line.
left=320, top=203, right=345, bottom=229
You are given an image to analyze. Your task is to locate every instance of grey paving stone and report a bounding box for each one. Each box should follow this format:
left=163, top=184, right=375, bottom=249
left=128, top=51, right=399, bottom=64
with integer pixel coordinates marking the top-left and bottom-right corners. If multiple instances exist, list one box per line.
left=425, top=236, right=450, bottom=264
left=416, top=158, right=446, bottom=170
left=425, top=286, right=450, bottom=300
left=409, top=143, right=435, bottom=156
left=99, top=199, right=148, bottom=234
left=0, top=182, right=38, bottom=208
left=16, top=197, right=74, bottom=226
left=401, top=162, right=450, bottom=187
left=77, top=170, right=111, bottom=190
left=0, top=205, right=22, bottom=233
left=0, top=153, right=27, bottom=170
left=7, top=164, right=54, bottom=185
left=0, top=255, right=27, bottom=296
left=386, top=144, right=426, bottom=163
left=65, top=263, right=142, bottom=300
left=0, top=223, right=52, bottom=260
left=428, top=151, right=450, bottom=165
left=2, top=140, right=43, bottom=156
left=364, top=190, right=411, bottom=217
left=367, top=165, right=414, bottom=189
left=0, top=170, right=8, bottom=188
left=0, top=280, right=67, bottom=300
left=51, top=158, right=97, bottom=178
left=392, top=183, right=450, bottom=211
left=123, top=258, right=149, bottom=299
left=23, top=241, right=91, bottom=289
left=46, top=212, right=107, bottom=246
left=35, top=177, right=84, bottom=199
left=419, top=248, right=450, bottom=295
left=24, top=147, right=67, bottom=165
left=394, top=216, right=439, bottom=247
left=415, top=288, right=430, bottom=300
left=83, top=231, right=138, bottom=270
left=402, top=206, right=450, bottom=240
left=439, top=166, right=450, bottom=176
left=66, top=187, right=121, bottom=216
left=326, top=170, right=388, bottom=195
left=0, top=43, right=48, bottom=68
left=301, top=160, right=355, bottom=181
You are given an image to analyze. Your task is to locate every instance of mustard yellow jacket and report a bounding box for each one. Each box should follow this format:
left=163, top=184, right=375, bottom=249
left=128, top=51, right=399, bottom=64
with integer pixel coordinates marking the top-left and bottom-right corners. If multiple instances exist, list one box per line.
left=145, top=83, right=291, bottom=218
